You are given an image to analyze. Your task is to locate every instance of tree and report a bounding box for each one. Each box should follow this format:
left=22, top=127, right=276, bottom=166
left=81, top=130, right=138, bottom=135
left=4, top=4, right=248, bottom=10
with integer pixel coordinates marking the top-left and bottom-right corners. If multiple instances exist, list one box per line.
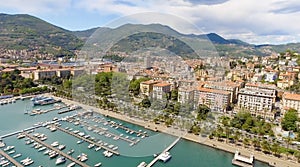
left=271, top=142, right=280, bottom=156
left=196, top=104, right=210, bottom=120
left=171, top=89, right=178, bottom=101
left=281, top=108, right=299, bottom=132
left=141, top=97, right=151, bottom=108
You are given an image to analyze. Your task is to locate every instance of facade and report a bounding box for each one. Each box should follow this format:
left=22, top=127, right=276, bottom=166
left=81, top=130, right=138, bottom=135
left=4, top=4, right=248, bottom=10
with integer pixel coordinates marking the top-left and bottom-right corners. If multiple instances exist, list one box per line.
left=264, top=72, right=278, bottom=82
left=178, top=88, right=194, bottom=104
left=56, top=69, right=71, bottom=78
left=33, top=70, right=56, bottom=80
left=282, top=92, right=300, bottom=117
left=152, top=82, right=171, bottom=100
left=237, top=87, right=276, bottom=119
left=204, top=81, right=241, bottom=103
left=140, top=80, right=160, bottom=96
left=194, top=87, right=230, bottom=112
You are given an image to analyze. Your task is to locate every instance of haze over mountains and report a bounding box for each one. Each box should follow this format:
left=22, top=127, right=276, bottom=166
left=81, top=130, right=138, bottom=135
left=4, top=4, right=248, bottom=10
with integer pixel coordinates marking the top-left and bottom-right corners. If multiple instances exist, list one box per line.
left=0, top=13, right=299, bottom=59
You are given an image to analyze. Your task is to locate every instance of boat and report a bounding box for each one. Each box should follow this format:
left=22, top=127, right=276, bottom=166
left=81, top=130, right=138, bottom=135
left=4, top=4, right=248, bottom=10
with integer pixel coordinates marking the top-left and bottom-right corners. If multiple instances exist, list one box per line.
left=67, top=149, right=74, bottom=155
left=51, top=141, right=59, bottom=147
left=50, top=127, right=57, bottom=132
left=38, top=147, right=47, bottom=152
left=77, top=140, right=83, bottom=144
left=103, top=150, right=113, bottom=157
left=55, top=157, right=66, bottom=165
left=21, top=157, right=34, bottom=166
left=17, top=133, right=26, bottom=139
left=8, top=150, right=15, bottom=154
left=26, top=140, right=34, bottom=145
left=13, top=153, right=22, bottom=158
left=88, top=143, right=95, bottom=149
left=0, top=160, right=9, bottom=166
left=137, top=162, right=147, bottom=167
left=94, top=162, right=102, bottom=167
left=77, top=153, right=88, bottom=162
left=40, top=136, right=47, bottom=141
left=3, top=146, right=15, bottom=151
left=158, top=152, right=172, bottom=162
left=0, top=141, right=5, bottom=148
left=95, top=146, right=102, bottom=151
left=49, top=152, right=59, bottom=159
left=58, top=144, right=66, bottom=150
left=112, top=146, right=118, bottom=150
left=67, top=162, right=76, bottom=167
left=43, top=149, right=51, bottom=155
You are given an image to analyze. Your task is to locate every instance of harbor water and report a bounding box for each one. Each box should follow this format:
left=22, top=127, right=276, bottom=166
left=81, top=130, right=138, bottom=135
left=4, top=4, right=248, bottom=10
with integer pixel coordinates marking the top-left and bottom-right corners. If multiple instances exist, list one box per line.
left=0, top=99, right=269, bottom=167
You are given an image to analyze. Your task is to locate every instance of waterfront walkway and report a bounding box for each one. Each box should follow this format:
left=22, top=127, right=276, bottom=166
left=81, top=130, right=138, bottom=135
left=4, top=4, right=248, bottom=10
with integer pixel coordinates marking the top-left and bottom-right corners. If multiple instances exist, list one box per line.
left=55, top=125, right=120, bottom=155
left=23, top=132, right=89, bottom=167
left=0, top=149, right=23, bottom=167
left=147, top=137, right=181, bottom=167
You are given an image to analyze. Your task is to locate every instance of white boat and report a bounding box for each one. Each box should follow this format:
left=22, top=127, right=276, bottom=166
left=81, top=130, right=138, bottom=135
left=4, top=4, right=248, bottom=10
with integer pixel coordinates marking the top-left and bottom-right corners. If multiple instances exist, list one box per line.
left=77, top=140, right=83, bottom=144
left=4, top=146, right=15, bottom=151
left=67, top=149, right=74, bottom=155
left=67, top=162, right=76, bottom=167
left=95, top=146, right=101, bottom=151
left=158, top=152, right=172, bottom=162
left=51, top=141, right=59, bottom=147
left=137, top=162, right=147, bottom=167
left=55, top=157, right=66, bottom=165
left=8, top=150, right=15, bottom=154
left=26, top=140, right=34, bottom=145
left=40, top=136, right=47, bottom=141
left=112, top=146, right=118, bottom=150
left=0, top=141, right=5, bottom=148
left=58, top=145, right=66, bottom=150
left=88, top=144, right=95, bottom=149
left=0, top=160, right=9, bottom=166
left=103, top=150, right=113, bottom=157
left=17, top=133, right=26, bottom=139
left=49, top=152, right=59, bottom=159
left=43, top=150, right=50, bottom=155
left=13, top=153, right=22, bottom=158
left=94, top=162, right=102, bottom=167
left=38, top=146, right=47, bottom=152
left=77, top=153, right=88, bottom=162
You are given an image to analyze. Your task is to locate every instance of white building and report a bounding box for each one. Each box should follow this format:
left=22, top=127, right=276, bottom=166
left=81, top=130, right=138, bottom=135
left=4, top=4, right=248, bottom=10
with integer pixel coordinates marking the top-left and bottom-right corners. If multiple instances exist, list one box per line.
left=282, top=92, right=300, bottom=117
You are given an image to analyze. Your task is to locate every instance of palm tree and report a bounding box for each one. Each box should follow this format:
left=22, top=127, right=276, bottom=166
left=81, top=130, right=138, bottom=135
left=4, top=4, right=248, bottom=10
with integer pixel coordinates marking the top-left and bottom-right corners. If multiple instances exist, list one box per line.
left=271, top=142, right=280, bottom=157
left=284, top=136, right=292, bottom=150
left=293, top=151, right=300, bottom=163
left=252, top=138, right=260, bottom=150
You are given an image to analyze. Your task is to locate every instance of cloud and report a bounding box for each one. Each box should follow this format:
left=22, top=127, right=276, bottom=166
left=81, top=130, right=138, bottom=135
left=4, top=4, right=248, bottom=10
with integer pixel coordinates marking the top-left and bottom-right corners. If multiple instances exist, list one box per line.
left=0, top=0, right=300, bottom=44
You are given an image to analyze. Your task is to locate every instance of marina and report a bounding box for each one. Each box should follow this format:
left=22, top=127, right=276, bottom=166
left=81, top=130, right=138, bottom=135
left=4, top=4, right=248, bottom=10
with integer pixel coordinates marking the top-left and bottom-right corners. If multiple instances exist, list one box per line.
left=0, top=149, right=23, bottom=167
left=0, top=97, right=269, bottom=167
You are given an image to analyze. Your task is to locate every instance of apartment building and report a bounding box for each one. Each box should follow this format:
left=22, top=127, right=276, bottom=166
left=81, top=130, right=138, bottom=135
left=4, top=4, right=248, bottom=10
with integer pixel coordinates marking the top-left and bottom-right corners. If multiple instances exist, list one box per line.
left=152, top=82, right=171, bottom=100
left=33, top=70, right=56, bottom=80
left=237, top=87, right=276, bottom=119
left=140, top=80, right=161, bottom=96
left=282, top=92, right=300, bottom=117
left=204, top=81, right=241, bottom=103
left=194, top=87, right=230, bottom=112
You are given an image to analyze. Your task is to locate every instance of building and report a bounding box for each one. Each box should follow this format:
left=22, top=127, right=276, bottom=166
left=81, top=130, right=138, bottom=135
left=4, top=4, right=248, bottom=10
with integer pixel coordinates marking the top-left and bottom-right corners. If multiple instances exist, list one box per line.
left=152, top=82, right=171, bottom=100
left=56, top=69, right=71, bottom=78
left=204, top=81, right=241, bottom=103
left=140, top=80, right=161, bottom=96
left=264, top=72, right=278, bottom=82
left=33, top=70, right=56, bottom=80
left=282, top=92, right=300, bottom=117
left=237, top=87, right=276, bottom=119
left=178, top=88, right=194, bottom=104
left=194, top=87, right=230, bottom=112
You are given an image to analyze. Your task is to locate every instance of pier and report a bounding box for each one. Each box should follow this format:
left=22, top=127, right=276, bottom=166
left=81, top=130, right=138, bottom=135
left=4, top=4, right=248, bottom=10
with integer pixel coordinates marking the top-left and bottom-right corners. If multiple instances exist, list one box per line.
left=79, top=121, right=137, bottom=145
left=54, top=125, right=120, bottom=155
left=0, top=149, right=24, bottom=167
left=58, top=106, right=82, bottom=114
left=147, top=137, right=181, bottom=167
left=22, top=132, right=89, bottom=167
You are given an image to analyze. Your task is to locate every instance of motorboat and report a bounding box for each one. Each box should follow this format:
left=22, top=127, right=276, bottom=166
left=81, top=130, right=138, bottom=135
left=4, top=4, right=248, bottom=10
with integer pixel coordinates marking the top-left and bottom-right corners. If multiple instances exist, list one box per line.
left=94, top=162, right=102, bottom=167
left=51, top=141, right=59, bottom=147
left=55, top=157, right=66, bottom=165
left=67, top=149, right=74, bottom=155
left=58, top=145, right=66, bottom=150
left=158, top=152, right=172, bottom=162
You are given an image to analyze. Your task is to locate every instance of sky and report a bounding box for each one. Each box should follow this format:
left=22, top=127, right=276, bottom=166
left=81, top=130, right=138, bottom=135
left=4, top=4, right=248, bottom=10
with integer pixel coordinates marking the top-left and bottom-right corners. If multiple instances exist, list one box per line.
left=0, top=0, right=300, bottom=45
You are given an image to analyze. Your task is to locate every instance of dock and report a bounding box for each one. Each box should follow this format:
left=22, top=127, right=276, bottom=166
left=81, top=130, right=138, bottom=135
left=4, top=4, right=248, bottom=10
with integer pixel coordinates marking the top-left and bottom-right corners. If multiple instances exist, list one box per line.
left=79, top=121, right=137, bottom=145
left=58, top=106, right=82, bottom=114
left=22, top=132, right=89, bottom=167
left=147, top=137, right=181, bottom=167
left=54, top=125, right=120, bottom=155
left=0, top=149, right=24, bottom=167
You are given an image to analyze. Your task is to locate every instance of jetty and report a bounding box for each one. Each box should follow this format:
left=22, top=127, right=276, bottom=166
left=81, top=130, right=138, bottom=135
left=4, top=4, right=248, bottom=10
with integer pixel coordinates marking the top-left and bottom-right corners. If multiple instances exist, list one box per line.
left=79, top=121, right=137, bottom=145
left=54, top=125, right=120, bottom=155
left=58, top=106, right=82, bottom=114
left=0, top=149, right=24, bottom=167
left=231, top=151, right=254, bottom=167
left=22, top=132, right=89, bottom=167
left=147, top=137, right=181, bottom=167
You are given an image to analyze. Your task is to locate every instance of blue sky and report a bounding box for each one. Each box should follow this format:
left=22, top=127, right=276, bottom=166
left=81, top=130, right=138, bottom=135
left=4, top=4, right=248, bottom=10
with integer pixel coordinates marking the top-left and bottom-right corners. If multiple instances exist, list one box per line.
left=0, top=0, right=300, bottom=45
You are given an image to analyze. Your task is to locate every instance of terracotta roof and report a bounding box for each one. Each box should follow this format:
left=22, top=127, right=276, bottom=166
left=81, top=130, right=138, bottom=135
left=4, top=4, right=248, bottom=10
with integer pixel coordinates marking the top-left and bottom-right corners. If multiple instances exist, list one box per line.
left=141, top=80, right=161, bottom=85
left=283, top=92, right=300, bottom=101
left=153, top=82, right=171, bottom=87
left=197, top=87, right=230, bottom=95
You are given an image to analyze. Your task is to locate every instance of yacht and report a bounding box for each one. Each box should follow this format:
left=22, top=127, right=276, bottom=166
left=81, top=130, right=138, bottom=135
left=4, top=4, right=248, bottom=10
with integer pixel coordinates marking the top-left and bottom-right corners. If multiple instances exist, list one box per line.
left=17, top=133, right=26, bottom=139
left=51, top=141, right=59, bottom=147
left=43, top=149, right=50, bottom=155
left=4, top=146, right=15, bottom=151
left=49, top=152, right=59, bottom=159
left=88, top=144, right=95, bottom=149
left=55, top=157, right=66, bottom=165
left=0, top=141, right=5, bottom=148
left=13, top=153, right=22, bottom=158
left=158, top=152, right=172, bottom=162
left=8, top=150, right=15, bottom=154
left=77, top=153, right=88, bottom=162
left=67, top=149, right=74, bottom=155
left=95, top=146, right=102, bottom=151
left=26, top=140, right=34, bottom=145
left=94, top=162, right=102, bottom=167
left=58, top=145, right=66, bottom=150
left=77, top=140, right=83, bottom=144
left=67, top=162, right=76, bottom=167
left=38, top=147, right=47, bottom=152
left=103, top=150, right=113, bottom=157
left=137, top=162, right=147, bottom=167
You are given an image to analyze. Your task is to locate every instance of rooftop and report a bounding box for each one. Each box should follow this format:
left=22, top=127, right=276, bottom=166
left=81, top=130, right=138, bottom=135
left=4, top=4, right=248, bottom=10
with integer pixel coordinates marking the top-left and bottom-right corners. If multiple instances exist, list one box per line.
left=283, top=92, right=300, bottom=101
left=197, top=87, right=230, bottom=95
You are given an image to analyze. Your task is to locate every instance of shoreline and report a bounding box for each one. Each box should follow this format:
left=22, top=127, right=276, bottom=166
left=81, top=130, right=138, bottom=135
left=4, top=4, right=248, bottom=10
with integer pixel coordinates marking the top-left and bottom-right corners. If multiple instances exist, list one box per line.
left=52, top=95, right=297, bottom=167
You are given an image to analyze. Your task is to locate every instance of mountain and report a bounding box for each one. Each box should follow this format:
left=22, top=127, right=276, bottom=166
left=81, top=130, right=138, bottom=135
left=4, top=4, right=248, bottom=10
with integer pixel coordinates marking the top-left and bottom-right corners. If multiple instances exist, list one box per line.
left=1, top=13, right=300, bottom=60
left=0, top=13, right=83, bottom=58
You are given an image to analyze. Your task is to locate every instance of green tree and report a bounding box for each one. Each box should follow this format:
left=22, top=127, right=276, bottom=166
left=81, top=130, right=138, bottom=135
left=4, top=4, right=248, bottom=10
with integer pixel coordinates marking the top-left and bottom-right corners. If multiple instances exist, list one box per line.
left=196, top=104, right=210, bottom=120
left=140, top=97, right=151, bottom=108
left=281, top=109, right=299, bottom=132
